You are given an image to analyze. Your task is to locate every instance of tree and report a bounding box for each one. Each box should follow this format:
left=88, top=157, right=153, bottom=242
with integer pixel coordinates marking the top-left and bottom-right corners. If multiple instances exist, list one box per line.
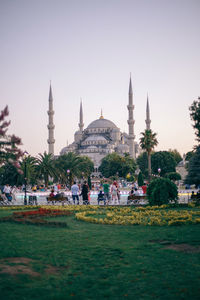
left=185, top=151, right=195, bottom=162
left=147, top=177, right=178, bottom=206
left=0, top=163, right=22, bottom=186
left=139, top=129, right=158, bottom=181
left=54, top=152, right=94, bottom=186
left=185, top=146, right=200, bottom=188
left=151, top=151, right=176, bottom=177
left=168, top=149, right=182, bottom=165
left=137, top=172, right=144, bottom=186
left=165, top=172, right=181, bottom=182
left=36, top=152, right=57, bottom=187
left=136, top=152, right=148, bottom=179
left=99, top=153, right=136, bottom=178
left=20, top=155, right=38, bottom=185
left=189, top=97, right=200, bottom=143
left=0, top=106, right=23, bottom=167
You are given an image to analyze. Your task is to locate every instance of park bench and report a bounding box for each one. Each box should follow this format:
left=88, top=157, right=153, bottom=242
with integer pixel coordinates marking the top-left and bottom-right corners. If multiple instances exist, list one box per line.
left=46, top=196, right=70, bottom=205
left=127, top=194, right=147, bottom=205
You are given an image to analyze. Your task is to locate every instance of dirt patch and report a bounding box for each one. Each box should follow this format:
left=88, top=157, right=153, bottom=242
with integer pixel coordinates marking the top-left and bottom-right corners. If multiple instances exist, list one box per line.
left=0, top=257, right=34, bottom=264
left=0, top=257, right=68, bottom=277
left=164, top=244, right=200, bottom=253
left=149, top=240, right=172, bottom=245
left=0, top=263, right=40, bottom=277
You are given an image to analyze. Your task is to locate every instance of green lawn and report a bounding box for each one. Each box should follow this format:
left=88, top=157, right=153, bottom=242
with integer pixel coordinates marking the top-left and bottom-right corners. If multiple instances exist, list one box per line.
left=0, top=208, right=199, bottom=300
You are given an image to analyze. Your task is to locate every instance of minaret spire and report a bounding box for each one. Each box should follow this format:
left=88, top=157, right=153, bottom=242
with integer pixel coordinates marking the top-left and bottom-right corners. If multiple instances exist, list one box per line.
left=145, top=94, right=151, bottom=130
left=79, top=100, right=84, bottom=132
left=127, top=75, right=135, bottom=158
left=100, top=109, right=104, bottom=119
left=47, top=83, right=55, bottom=155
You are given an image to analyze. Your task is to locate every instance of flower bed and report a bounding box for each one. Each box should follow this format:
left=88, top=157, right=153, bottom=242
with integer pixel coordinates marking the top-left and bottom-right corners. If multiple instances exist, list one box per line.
left=75, top=206, right=200, bottom=226
left=0, top=208, right=73, bottom=227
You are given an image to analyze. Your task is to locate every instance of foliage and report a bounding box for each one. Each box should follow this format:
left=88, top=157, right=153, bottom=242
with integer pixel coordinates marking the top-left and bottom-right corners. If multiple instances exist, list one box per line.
left=185, top=151, right=195, bottom=161
left=189, top=97, right=200, bottom=143
left=151, top=151, right=176, bottom=176
left=54, top=152, right=94, bottom=186
left=20, top=155, right=38, bottom=185
left=165, top=172, right=181, bottom=181
left=147, top=177, right=178, bottom=206
left=0, top=106, right=23, bottom=169
left=136, top=152, right=148, bottom=178
left=0, top=163, right=21, bottom=186
left=137, top=171, right=144, bottom=186
left=185, top=146, right=200, bottom=188
left=99, top=152, right=136, bottom=178
left=168, top=149, right=182, bottom=164
left=36, top=152, right=57, bottom=187
left=139, top=129, right=158, bottom=180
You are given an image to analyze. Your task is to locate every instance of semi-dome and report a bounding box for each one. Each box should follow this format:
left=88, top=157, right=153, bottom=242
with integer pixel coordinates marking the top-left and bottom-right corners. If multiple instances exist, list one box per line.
left=87, top=118, right=117, bottom=129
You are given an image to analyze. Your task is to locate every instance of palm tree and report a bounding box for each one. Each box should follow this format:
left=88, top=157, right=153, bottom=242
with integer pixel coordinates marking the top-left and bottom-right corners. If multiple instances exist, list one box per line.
left=20, top=155, right=38, bottom=185
left=54, top=152, right=94, bottom=187
left=139, top=129, right=158, bottom=181
left=36, top=152, right=57, bottom=187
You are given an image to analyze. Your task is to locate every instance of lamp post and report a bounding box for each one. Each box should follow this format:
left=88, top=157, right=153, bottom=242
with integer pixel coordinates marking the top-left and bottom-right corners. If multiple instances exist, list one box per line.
left=23, top=151, right=28, bottom=205
left=158, top=168, right=161, bottom=177
left=67, top=169, right=70, bottom=188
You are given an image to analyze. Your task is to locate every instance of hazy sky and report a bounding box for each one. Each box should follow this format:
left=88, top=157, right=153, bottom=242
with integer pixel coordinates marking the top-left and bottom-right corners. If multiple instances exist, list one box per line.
left=1, top=0, right=199, bottom=157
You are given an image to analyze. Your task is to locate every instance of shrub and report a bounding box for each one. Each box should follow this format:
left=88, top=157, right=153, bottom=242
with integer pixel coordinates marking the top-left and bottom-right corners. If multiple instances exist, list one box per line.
left=147, top=178, right=178, bottom=206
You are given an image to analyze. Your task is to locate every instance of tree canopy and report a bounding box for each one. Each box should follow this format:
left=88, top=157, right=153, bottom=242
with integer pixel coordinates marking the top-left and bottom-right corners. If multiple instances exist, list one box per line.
left=0, top=106, right=23, bottom=167
left=151, top=151, right=176, bottom=176
left=136, top=152, right=148, bottom=178
left=168, top=149, right=182, bottom=165
left=185, top=146, right=200, bottom=188
left=99, top=152, right=136, bottom=178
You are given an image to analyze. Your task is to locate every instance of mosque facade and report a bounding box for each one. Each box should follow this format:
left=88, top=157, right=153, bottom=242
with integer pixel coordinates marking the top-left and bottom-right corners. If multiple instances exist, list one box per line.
left=47, top=78, right=151, bottom=170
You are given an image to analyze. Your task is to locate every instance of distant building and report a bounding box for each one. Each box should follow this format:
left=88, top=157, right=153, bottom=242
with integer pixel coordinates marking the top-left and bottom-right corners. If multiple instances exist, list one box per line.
left=47, top=77, right=151, bottom=170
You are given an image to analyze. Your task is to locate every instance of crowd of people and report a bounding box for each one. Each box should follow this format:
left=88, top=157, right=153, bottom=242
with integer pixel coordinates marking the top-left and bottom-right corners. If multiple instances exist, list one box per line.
left=0, top=180, right=148, bottom=205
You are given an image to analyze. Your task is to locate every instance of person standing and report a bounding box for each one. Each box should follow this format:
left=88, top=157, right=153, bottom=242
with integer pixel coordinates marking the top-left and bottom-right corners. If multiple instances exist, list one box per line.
left=3, top=184, right=12, bottom=201
left=103, top=180, right=110, bottom=204
left=71, top=181, right=79, bottom=205
left=111, top=182, right=118, bottom=205
left=81, top=181, right=89, bottom=205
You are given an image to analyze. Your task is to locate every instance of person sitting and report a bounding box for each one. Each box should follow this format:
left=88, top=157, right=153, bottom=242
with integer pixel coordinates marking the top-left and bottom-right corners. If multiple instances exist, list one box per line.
left=134, top=188, right=140, bottom=196
left=97, top=190, right=106, bottom=205
left=49, top=189, right=55, bottom=198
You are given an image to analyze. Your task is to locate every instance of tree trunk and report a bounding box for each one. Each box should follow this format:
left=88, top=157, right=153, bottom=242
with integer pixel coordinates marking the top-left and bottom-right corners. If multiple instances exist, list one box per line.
left=148, top=151, right=151, bottom=182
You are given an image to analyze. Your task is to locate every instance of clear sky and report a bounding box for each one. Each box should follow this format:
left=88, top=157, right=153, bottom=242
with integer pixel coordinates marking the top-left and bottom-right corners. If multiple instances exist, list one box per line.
left=1, top=0, right=199, bottom=157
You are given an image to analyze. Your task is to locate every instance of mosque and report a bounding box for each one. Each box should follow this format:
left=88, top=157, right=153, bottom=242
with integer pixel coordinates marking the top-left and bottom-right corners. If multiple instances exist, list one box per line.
left=47, top=78, right=151, bottom=170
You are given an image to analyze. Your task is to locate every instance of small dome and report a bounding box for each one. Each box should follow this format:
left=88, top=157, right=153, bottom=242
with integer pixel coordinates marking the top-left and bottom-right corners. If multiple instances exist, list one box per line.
left=87, top=118, right=117, bottom=129
left=117, top=143, right=129, bottom=152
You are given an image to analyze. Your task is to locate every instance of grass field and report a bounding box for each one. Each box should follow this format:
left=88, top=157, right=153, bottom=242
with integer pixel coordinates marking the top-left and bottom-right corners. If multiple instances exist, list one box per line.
left=0, top=207, right=199, bottom=300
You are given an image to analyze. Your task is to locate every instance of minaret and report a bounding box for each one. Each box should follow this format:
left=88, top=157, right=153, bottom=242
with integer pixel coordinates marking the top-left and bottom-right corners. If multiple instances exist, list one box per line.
left=145, top=95, right=151, bottom=130
left=47, top=83, right=55, bottom=155
left=127, top=76, right=135, bottom=158
left=79, top=100, right=84, bottom=132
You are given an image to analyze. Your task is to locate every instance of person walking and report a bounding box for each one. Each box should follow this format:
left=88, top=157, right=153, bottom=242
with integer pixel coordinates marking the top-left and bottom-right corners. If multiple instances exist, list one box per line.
left=81, top=181, right=89, bottom=205
left=71, top=181, right=79, bottom=205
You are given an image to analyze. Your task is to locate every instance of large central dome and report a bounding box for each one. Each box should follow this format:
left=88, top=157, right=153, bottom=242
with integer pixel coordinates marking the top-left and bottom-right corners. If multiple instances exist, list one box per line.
left=87, top=118, right=117, bottom=129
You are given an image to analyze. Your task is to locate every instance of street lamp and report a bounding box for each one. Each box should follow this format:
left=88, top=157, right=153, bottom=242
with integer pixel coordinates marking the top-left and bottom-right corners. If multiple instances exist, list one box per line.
left=67, top=169, right=70, bottom=187
left=158, top=168, right=161, bottom=177
left=23, top=151, right=28, bottom=205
